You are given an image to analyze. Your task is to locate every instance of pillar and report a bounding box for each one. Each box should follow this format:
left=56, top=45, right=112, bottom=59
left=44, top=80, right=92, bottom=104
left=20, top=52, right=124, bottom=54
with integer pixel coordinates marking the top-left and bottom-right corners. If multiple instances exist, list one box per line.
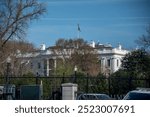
left=46, top=59, right=49, bottom=76
left=61, top=83, right=78, bottom=100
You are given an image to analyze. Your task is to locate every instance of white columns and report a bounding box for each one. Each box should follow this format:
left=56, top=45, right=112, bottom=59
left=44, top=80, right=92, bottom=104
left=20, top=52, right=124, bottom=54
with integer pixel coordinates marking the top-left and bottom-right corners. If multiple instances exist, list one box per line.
left=101, top=58, right=105, bottom=73
left=53, top=58, right=57, bottom=75
left=111, top=58, right=116, bottom=73
left=46, top=59, right=49, bottom=76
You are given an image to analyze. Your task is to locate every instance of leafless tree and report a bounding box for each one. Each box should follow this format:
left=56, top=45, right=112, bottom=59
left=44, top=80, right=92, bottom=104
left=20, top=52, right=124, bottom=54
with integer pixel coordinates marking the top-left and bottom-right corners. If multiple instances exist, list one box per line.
left=136, top=25, right=150, bottom=52
left=71, top=42, right=100, bottom=76
left=0, top=0, right=46, bottom=75
left=0, top=0, right=46, bottom=48
left=0, top=40, right=35, bottom=75
left=51, top=38, right=101, bottom=76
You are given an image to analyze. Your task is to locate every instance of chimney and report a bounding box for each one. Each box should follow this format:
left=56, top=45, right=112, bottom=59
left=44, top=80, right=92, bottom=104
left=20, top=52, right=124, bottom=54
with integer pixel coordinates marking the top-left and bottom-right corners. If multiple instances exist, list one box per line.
left=90, top=40, right=95, bottom=48
left=40, top=44, right=46, bottom=51
left=118, top=44, right=122, bottom=50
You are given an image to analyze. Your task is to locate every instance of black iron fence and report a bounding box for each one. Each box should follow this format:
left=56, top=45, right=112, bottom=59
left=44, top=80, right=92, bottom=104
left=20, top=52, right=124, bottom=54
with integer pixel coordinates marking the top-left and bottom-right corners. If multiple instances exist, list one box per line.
left=0, top=75, right=150, bottom=100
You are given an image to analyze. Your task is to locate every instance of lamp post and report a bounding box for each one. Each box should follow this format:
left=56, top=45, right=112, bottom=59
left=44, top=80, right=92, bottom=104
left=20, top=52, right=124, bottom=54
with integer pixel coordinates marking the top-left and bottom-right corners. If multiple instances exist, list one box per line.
left=74, top=65, right=77, bottom=83
left=5, top=57, right=11, bottom=99
left=36, top=72, right=39, bottom=85
left=6, top=57, right=11, bottom=83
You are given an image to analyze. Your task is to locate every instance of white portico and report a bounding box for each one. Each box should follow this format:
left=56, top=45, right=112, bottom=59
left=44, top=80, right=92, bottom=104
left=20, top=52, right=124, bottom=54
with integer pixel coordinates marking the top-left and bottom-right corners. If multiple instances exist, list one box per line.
left=98, top=44, right=129, bottom=76
left=89, top=41, right=129, bottom=75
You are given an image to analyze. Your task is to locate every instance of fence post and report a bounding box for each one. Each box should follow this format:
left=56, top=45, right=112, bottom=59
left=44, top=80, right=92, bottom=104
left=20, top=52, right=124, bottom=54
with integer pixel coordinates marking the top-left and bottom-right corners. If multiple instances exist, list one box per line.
left=129, top=77, right=132, bottom=91
left=108, top=76, right=111, bottom=96
left=61, top=72, right=65, bottom=84
left=147, top=79, right=150, bottom=88
left=86, top=73, right=89, bottom=94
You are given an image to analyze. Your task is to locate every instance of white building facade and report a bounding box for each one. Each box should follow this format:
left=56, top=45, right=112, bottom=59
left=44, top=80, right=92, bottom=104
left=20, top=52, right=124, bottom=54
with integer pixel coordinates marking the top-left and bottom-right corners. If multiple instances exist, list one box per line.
left=98, top=45, right=129, bottom=76
left=17, top=43, right=129, bottom=76
left=17, top=44, right=58, bottom=76
left=89, top=41, right=129, bottom=76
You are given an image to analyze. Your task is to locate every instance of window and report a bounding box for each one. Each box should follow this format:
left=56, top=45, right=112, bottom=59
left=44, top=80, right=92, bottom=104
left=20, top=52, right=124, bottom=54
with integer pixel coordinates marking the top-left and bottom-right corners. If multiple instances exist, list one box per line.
left=44, top=70, right=47, bottom=76
left=49, top=59, right=54, bottom=70
left=117, top=59, right=119, bottom=67
left=44, top=60, right=47, bottom=69
left=107, top=59, right=111, bottom=67
left=99, top=60, right=102, bottom=66
left=30, top=63, right=33, bottom=69
left=38, top=62, right=41, bottom=69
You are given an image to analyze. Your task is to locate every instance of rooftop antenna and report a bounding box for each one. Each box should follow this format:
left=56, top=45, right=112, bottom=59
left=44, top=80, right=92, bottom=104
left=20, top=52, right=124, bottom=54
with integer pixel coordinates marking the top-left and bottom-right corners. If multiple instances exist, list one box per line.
left=77, top=24, right=81, bottom=39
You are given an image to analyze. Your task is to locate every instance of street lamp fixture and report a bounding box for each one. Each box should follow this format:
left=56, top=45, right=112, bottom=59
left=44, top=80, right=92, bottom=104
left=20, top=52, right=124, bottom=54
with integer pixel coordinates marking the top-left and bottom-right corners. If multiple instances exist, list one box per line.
left=74, top=65, right=77, bottom=72
left=74, top=66, right=77, bottom=83
left=5, top=57, right=11, bottom=99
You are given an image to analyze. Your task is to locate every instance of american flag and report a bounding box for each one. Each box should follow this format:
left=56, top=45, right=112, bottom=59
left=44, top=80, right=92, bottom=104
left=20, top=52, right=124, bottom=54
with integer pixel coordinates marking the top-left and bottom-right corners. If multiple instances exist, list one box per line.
left=78, top=24, right=81, bottom=32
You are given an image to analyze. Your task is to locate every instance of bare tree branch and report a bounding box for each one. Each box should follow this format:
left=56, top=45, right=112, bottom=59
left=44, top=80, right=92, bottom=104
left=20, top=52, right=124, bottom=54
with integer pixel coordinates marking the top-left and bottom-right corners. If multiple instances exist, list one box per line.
left=52, top=38, right=101, bottom=76
left=0, top=0, right=46, bottom=48
left=136, top=25, right=150, bottom=51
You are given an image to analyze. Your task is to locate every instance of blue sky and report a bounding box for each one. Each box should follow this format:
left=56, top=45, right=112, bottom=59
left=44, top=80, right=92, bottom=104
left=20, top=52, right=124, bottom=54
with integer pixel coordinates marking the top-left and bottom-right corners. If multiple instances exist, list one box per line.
left=27, top=0, right=150, bottom=49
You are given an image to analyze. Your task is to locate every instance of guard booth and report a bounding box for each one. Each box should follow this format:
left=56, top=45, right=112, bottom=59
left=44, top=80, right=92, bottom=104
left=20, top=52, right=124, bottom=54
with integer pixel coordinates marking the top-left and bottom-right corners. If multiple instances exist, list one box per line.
left=20, top=84, right=43, bottom=100
left=61, top=83, right=78, bottom=100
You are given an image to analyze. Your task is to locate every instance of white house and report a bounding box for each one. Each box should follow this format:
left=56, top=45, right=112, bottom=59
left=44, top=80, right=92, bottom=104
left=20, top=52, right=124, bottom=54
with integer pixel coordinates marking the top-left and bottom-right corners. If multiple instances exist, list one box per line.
left=17, top=44, right=57, bottom=76
left=17, top=42, right=129, bottom=76
left=89, top=41, right=129, bottom=76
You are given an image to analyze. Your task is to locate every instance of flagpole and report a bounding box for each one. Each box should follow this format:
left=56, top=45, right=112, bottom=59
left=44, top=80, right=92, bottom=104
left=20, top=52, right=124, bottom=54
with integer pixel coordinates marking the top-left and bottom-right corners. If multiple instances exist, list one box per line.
left=78, top=30, right=80, bottom=39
